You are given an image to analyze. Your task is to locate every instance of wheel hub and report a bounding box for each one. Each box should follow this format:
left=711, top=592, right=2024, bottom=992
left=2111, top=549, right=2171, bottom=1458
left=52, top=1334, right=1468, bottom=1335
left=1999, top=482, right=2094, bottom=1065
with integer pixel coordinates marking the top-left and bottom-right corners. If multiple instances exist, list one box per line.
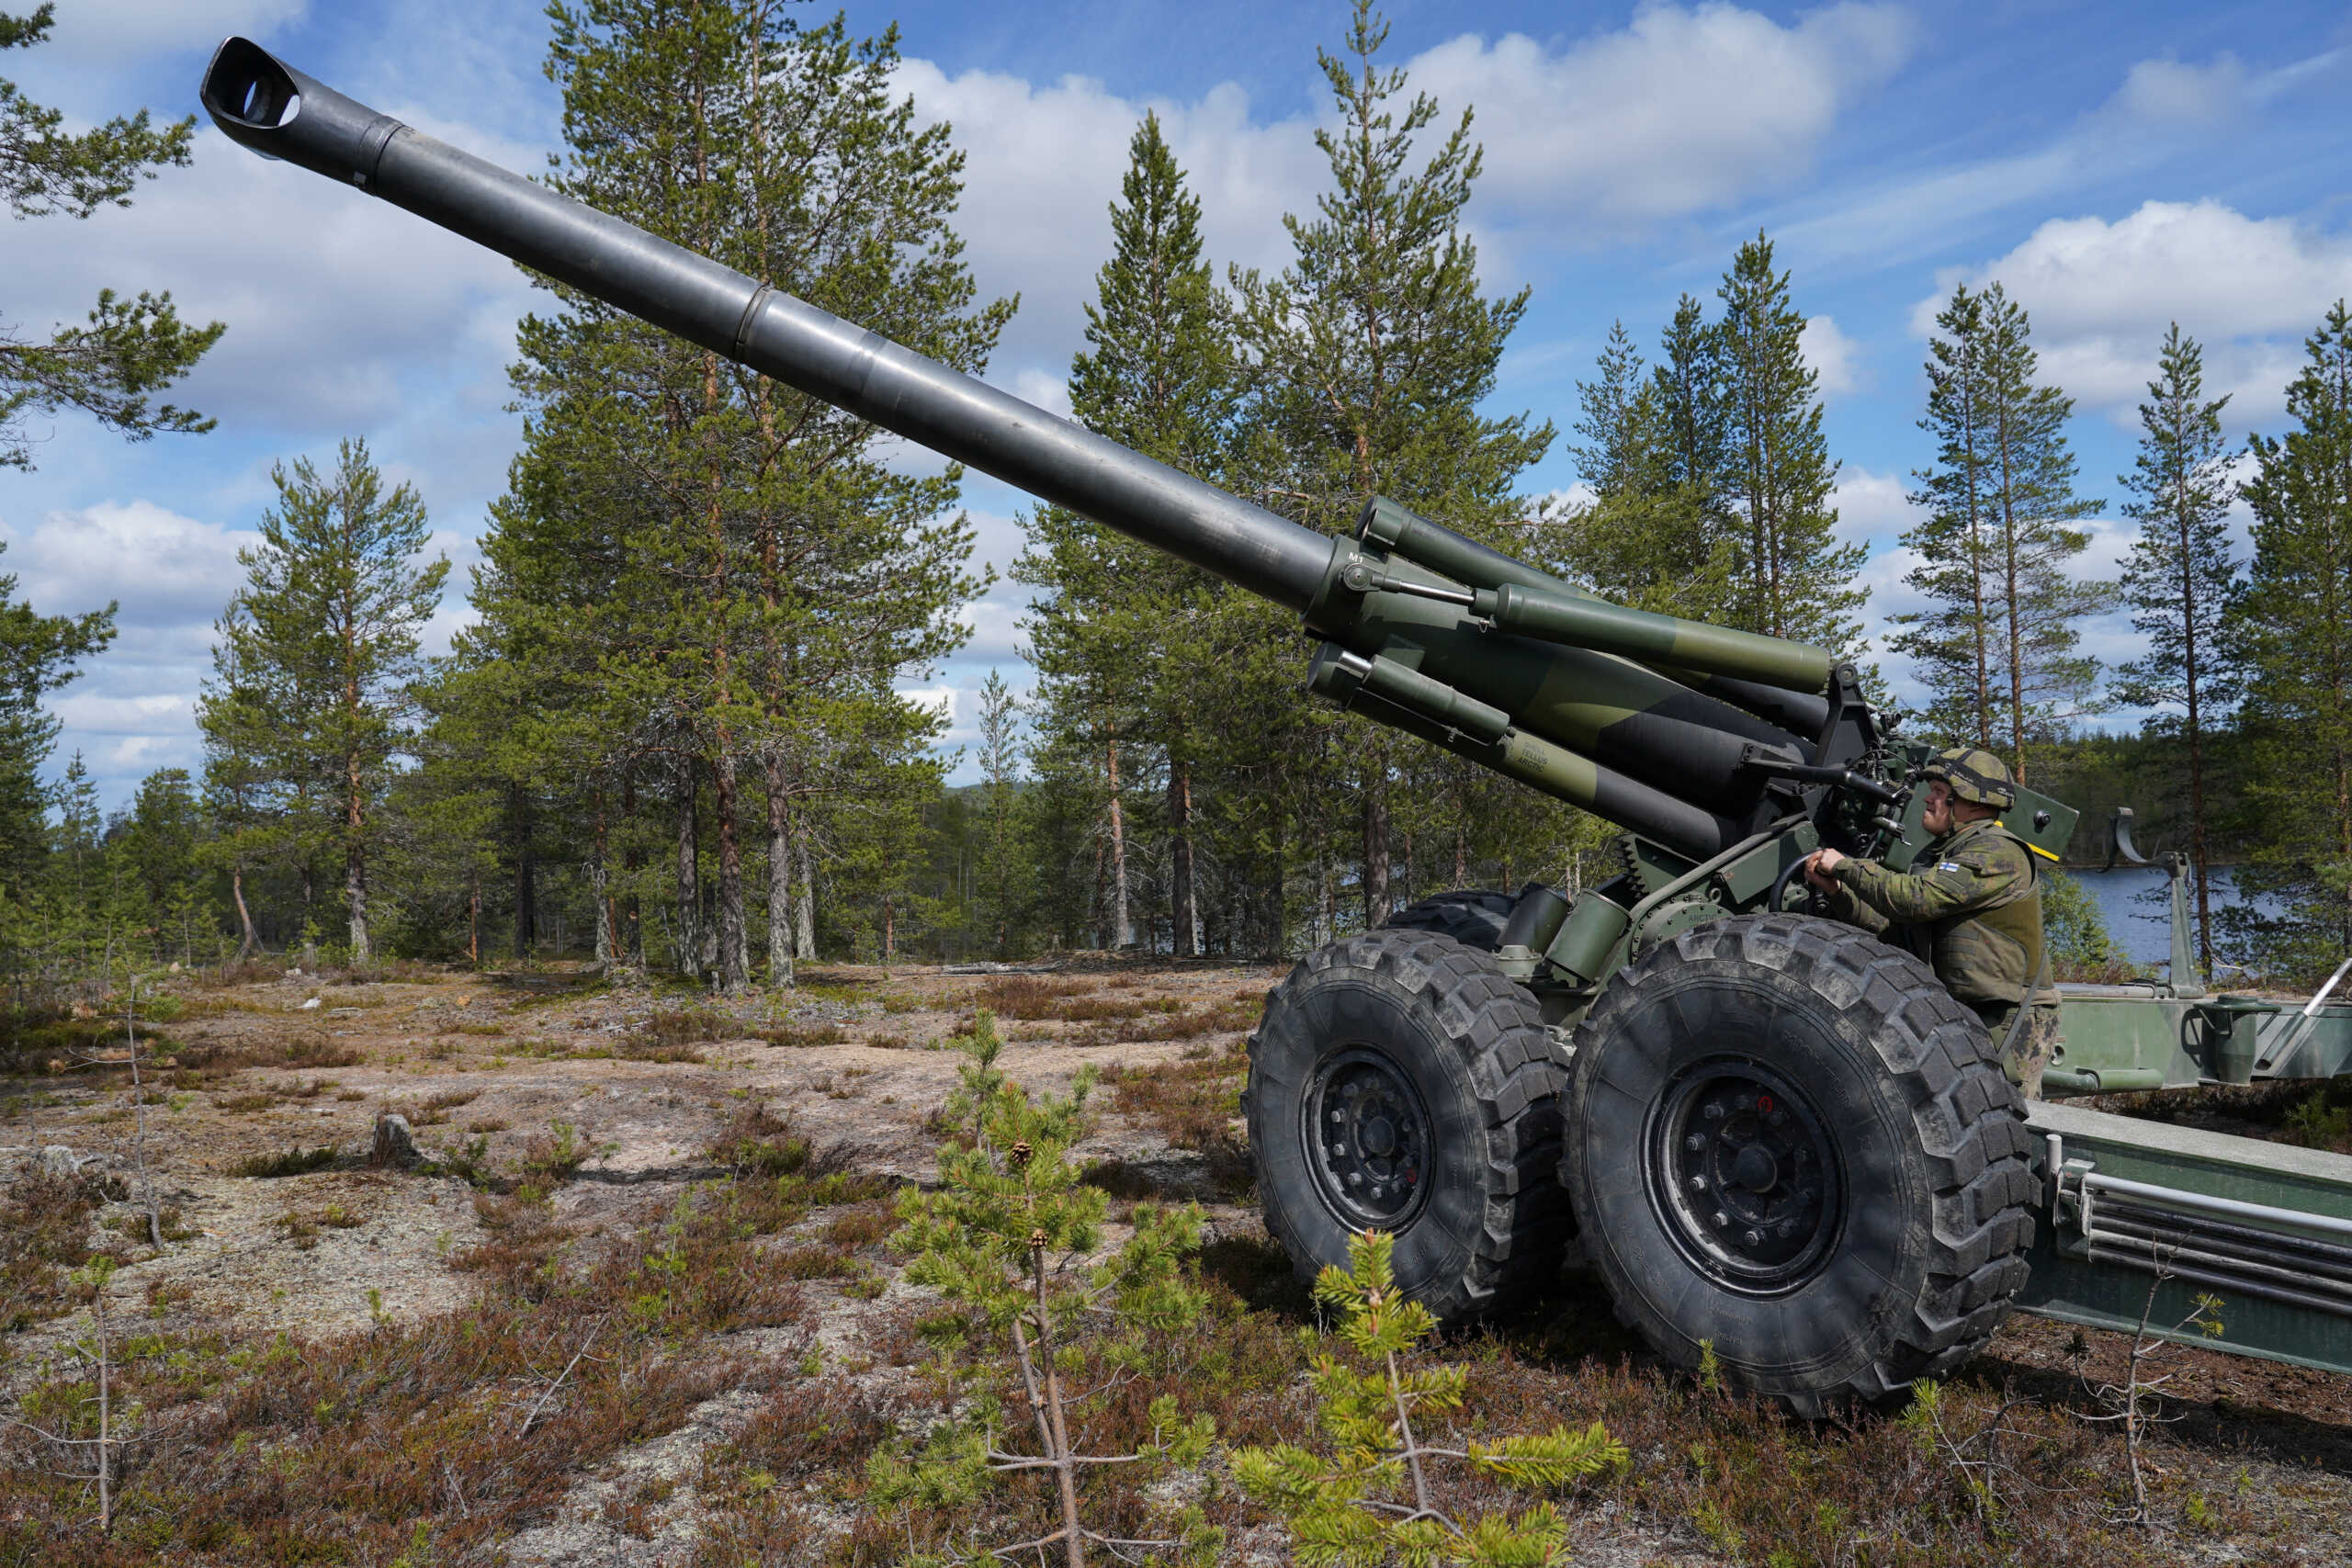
left=1648, top=1061, right=1841, bottom=1294
left=1303, top=1046, right=1434, bottom=1228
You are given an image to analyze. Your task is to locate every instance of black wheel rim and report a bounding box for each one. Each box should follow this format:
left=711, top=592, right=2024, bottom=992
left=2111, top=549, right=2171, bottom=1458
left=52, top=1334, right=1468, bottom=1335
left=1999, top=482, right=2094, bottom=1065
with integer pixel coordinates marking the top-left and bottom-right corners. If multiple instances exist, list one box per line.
left=1645, top=1058, right=1843, bottom=1295
left=1302, top=1045, right=1435, bottom=1229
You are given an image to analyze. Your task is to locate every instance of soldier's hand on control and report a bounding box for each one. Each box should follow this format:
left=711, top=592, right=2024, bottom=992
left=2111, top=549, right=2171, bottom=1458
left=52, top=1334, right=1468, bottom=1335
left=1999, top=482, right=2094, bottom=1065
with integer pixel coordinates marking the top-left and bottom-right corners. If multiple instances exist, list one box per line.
left=1804, top=848, right=1846, bottom=891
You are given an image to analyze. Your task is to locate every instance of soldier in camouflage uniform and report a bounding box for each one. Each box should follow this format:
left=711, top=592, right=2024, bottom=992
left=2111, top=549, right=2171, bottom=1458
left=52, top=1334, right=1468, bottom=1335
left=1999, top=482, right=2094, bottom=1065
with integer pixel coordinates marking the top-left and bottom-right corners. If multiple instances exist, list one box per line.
left=1802, top=747, right=2064, bottom=1096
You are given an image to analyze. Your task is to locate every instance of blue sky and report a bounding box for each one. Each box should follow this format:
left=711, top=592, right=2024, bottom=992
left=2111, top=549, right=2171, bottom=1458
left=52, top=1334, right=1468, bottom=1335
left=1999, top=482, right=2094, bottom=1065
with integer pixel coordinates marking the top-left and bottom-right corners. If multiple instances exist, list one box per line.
left=5, top=0, right=2349, bottom=811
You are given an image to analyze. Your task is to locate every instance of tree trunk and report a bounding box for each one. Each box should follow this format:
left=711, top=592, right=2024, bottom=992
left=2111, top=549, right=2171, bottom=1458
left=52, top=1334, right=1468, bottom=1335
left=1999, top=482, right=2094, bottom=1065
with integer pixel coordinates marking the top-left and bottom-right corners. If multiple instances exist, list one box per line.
left=231, top=865, right=259, bottom=961
left=592, top=793, right=615, bottom=967
left=795, top=830, right=815, bottom=961
left=514, top=843, right=536, bottom=962
left=1168, top=760, right=1198, bottom=958
left=620, top=772, right=643, bottom=966
left=468, top=874, right=480, bottom=968
left=712, top=748, right=748, bottom=990
left=675, top=768, right=701, bottom=979
left=1106, top=738, right=1133, bottom=948
left=300, top=863, right=317, bottom=967
left=2180, top=471, right=2212, bottom=983
left=345, top=751, right=370, bottom=963
left=764, top=756, right=794, bottom=988
left=1090, top=833, right=1109, bottom=951
left=1362, top=773, right=1391, bottom=929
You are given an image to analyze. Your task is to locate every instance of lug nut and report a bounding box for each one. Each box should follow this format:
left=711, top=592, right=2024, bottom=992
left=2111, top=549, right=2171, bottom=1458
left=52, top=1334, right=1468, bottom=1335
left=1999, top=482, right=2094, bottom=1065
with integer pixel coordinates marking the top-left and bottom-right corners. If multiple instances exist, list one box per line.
left=1744, top=1228, right=1763, bottom=1247
left=1688, top=1176, right=1707, bottom=1191
left=1685, top=1134, right=1706, bottom=1151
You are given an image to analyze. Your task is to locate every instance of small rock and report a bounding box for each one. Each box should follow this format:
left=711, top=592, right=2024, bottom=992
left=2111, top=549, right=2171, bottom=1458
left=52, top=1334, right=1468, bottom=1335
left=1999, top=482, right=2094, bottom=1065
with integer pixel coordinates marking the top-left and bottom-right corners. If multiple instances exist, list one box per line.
left=371, top=1114, right=417, bottom=1168
left=300, top=997, right=322, bottom=1010
left=41, top=1145, right=77, bottom=1177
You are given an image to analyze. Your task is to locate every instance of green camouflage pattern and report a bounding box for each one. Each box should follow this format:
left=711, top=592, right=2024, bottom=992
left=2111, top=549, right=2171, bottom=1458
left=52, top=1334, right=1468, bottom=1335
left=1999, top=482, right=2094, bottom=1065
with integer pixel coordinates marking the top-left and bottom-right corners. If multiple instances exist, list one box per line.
left=1979, top=1001, right=2064, bottom=1097
left=1822, top=817, right=2055, bottom=1011
left=1922, top=746, right=2017, bottom=808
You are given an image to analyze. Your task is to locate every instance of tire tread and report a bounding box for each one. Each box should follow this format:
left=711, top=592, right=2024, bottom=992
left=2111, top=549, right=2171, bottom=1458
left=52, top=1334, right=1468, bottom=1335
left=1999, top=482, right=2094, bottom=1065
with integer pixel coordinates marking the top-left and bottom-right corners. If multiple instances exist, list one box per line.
left=1566, top=912, right=2036, bottom=1416
left=1255, top=928, right=1569, bottom=1323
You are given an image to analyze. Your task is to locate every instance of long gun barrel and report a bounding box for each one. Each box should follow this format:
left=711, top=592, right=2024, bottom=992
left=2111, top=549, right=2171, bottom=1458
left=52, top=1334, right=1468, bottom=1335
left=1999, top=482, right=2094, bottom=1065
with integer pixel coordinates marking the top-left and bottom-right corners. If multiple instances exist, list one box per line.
left=199, top=37, right=1858, bottom=863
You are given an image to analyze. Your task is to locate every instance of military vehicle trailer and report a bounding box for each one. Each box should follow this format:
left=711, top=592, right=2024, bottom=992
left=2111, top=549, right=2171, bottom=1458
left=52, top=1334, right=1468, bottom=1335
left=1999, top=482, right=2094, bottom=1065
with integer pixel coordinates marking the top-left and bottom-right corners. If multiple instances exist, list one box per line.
left=200, top=37, right=2352, bottom=1410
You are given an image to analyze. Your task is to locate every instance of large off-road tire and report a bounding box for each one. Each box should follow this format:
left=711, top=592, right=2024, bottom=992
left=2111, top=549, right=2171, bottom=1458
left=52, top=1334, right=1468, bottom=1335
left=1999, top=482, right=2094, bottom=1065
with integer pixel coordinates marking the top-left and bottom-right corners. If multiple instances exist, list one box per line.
left=1248, top=930, right=1570, bottom=1323
left=1383, top=889, right=1517, bottom=953
left=1560, top=914, right=2037, bottom=1415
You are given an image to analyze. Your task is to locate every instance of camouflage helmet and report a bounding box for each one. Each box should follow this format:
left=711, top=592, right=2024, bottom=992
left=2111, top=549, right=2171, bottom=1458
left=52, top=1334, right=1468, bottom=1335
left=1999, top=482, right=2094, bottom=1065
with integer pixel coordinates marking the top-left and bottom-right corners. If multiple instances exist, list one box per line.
left=1922, top=746, right=2016, bottom=809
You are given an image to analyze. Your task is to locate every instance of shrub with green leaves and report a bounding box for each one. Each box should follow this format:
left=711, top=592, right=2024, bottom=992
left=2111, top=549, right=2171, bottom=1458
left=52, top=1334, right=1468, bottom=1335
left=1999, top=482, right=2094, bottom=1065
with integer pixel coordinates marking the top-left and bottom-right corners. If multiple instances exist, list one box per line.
left=1232, top=1229, right=1625, bottom=1567
left=883, top=1009, right=1219, bottom=1565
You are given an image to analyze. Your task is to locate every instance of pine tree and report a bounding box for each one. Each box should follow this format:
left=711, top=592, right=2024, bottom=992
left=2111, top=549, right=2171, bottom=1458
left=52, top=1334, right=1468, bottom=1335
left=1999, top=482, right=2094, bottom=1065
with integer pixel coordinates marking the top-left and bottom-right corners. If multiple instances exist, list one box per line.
left=0, top=4, right=221, bottom=469
left=2114, top=325, right=2243, bottom=979
left=1230, top=1229, right=1624, bottom=1562
left=1019, top=110, right=1250, bottom=958
left=976, top=670, right=1021, bottom=958
left=492, top=0, right=999, bottom=987
left=205, top=439, right=446, bottom=963
left=1230, top=0, right=1551, bottom=924
left=1716, top=232, right=1864, bottom=648
left=119, top=767, right=205, bottom=964
left=1978, top=284, right=2112, bottom=776
left=1557, top=304, right=1738, bottom=621
left=2237, top=300, right=2352, bottom=974
left=1569, top=321, right=1647, bottom=501
left=1891, top=284, right=2001, bottom=744
left=0, top=538, right=114, bottom=896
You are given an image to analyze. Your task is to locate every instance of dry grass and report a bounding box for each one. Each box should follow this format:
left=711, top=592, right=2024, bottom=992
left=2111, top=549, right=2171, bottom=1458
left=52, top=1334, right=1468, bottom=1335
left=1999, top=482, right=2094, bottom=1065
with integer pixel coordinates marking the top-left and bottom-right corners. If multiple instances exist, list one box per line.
left=1067, top=996, right=1259, bottom=1047
left=1101, top=1040, right=1251, bottom=1197
left=748, top=1021, right=845, bottom=1048
left=971, top=974, right=1093, bottom=1020
left=228, top=1145, right=341, bottom=1179
left=0, top=1168, right=104, bottom=1329
left=0, top=1181, right=813, bottom=1561
left=384, top=1088, right=479, bottom=1127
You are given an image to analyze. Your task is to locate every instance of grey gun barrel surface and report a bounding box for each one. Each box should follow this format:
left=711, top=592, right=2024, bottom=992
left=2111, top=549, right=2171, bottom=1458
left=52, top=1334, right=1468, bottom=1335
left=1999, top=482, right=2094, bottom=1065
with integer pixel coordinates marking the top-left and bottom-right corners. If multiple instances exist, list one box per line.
left=197, top=37, right=1333, bottom=611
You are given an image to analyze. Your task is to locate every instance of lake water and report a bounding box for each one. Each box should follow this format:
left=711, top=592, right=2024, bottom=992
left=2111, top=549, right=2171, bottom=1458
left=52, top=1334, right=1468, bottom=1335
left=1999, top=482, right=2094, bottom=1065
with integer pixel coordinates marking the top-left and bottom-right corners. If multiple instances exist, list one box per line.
left=2055, top=865, right=2286, bottom=971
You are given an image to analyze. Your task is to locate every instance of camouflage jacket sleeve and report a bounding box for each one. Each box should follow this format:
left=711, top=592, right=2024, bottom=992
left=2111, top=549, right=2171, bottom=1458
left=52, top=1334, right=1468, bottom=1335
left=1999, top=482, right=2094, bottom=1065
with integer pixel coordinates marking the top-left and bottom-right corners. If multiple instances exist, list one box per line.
left=1815, top=878, right=1891, bottom=936
left=1829, top=822, right=2031, bottom=929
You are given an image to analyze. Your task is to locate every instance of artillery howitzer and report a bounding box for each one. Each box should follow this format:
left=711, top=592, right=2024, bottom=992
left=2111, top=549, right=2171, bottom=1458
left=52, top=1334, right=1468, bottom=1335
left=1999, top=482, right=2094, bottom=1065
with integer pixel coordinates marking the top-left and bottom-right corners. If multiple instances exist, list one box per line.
left=202, top=38, right=2352, bottom=1405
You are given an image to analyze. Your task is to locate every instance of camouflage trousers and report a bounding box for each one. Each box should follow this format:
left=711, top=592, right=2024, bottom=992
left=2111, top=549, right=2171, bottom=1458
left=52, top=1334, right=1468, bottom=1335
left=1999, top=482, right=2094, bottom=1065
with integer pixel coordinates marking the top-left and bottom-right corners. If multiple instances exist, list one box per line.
left=1976, top=1002, right=2064, bottom=1100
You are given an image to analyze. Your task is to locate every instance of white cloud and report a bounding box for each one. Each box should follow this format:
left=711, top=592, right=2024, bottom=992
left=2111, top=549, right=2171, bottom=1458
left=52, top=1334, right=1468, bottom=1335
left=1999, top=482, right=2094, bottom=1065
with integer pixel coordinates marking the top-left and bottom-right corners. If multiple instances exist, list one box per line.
left=1010, top=369, right=1076, bottom=422
left=0, top=120, right=541, bottom=441
left=1408, top=3, right=1913, bottom=223
left=1912, top=199, right=2352, bottom=422
left=1831, top=468, right=1913, bottom=546
left=4, top=500, right=249, bottom=635
left=0, top=500, right=260, bottom=795
left=2113, top=54, right=2252, bottom=125
left=901, top=5, right=1909, bottom=379
left=37, top=0, right=308, bottom=61
left=1802, top=314, right=1861, bottom=398
left=891, top=64, right=1319, bottom=372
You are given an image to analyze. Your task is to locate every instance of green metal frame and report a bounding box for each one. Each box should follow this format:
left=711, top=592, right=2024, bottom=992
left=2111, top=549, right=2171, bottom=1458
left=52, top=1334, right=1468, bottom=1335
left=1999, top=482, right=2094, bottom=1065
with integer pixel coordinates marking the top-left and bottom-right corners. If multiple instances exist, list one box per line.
left=2021, top=1100, right=2352, bottom=1373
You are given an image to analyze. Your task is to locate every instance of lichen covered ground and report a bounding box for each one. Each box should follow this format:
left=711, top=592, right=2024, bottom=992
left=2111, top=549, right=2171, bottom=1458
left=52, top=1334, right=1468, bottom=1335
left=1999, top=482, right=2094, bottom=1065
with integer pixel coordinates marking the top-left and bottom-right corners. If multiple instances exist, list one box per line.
left=5, top=957, right=2351, bottom=1565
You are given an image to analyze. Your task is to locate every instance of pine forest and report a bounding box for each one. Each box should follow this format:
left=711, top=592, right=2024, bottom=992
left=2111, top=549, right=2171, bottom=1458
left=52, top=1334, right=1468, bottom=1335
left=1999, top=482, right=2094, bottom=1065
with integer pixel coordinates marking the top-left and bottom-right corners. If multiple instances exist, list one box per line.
left=6, top=1, right=2352, bottom=1010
